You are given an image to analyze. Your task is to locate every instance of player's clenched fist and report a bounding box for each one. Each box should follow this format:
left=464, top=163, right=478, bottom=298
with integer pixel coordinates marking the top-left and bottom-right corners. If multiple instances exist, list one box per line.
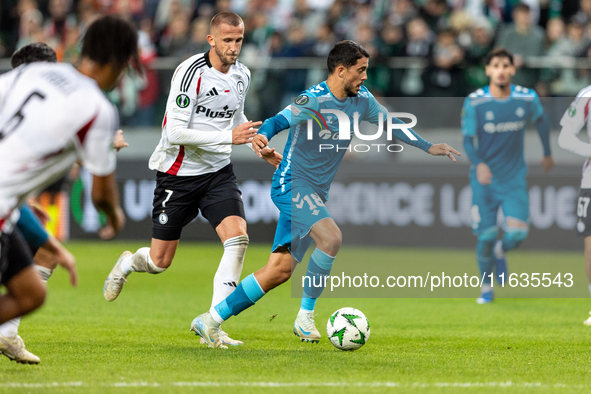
left=232, top=121, right=262, bottom=144
left=428, top=143, right=461, bottom=162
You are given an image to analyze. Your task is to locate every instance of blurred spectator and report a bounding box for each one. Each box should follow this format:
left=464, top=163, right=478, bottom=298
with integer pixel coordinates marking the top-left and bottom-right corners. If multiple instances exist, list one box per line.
left=377, top=23, right=405, bottom=57
left=172, top=17, right=210, bottom=58
left=496, top=3, right=545, bottom=87
left=44, top=0, right=77, bottom=52
left=420, top=0, right=450, bottom=32
left=159, top=15, right=190, bottom=56
left=154, top=0, right=193, bottom=31
left=405, top=17, right=433, bottom=57
left=387, top=0, right=418, bottom=27
left=544, top=17, right=566, bottom=51
left=574, top=0, right=591, bottom=23
left=246, top=13, right=274, bottom=50
left=16, top=8, right=45, bottom=50
left=310, top=24, right=337, bottom=57
left=459, top=0, right=504, bottom=30
left=449, top=10, right=473, bottom=48
left=281, top=22, right=313, bottom=57
left=542, top=16, right=589, bottom=95
left=292, top=0, right=325, bottom=40
left=423, top=28, right=465, bottom=96
left=465, top=17, right=495, bottom=90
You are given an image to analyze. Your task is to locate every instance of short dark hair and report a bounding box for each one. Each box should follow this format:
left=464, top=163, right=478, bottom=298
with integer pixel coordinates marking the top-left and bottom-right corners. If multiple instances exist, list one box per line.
left=484, top=48, right=514, bottom=65
left=11, top=42, right=57, bottom=68
left=210, top=12, right=243, bottom=30
left=327, top=40, right=370, bottom=74
left=513, top=3, right=530, bottom=13
left=81, top=15, right=139, bottom=70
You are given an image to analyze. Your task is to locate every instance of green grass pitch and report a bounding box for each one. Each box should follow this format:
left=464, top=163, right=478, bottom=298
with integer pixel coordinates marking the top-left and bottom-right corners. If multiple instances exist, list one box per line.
left=1, top=242, right=591, bottom=393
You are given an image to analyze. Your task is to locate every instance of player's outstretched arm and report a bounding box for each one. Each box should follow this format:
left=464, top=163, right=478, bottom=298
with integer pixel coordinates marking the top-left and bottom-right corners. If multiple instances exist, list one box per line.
left=427, top=143, right=461, bottom=162
left=232, top=121, right=261, bottom=144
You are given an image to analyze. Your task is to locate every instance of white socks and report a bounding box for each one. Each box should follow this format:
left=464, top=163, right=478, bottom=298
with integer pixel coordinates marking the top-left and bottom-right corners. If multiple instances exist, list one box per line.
left=211, top=235, right=249, bottom=308
left=121, top=247, right=166, bottom=275
left=0, top=265, right=53, bottom=338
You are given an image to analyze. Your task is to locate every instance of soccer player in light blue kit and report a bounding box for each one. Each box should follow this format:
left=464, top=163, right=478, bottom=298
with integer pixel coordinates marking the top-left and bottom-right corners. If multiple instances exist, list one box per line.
left=191, top=40, right=460, bottom=348
left=462, top=48, right=554, bottom=304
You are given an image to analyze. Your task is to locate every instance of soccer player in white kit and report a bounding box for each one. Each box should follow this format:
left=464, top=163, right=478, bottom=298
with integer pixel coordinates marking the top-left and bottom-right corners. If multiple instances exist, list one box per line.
left=103, top=12, right=280, bottom=346
left=558, top=88, right=591, bottom=324
left=0, top=16, right=138, bottom=360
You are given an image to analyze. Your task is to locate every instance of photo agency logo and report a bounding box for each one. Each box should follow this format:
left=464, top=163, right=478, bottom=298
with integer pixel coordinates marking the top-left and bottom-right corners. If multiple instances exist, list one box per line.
left=295, top=96, right=418, bottom=153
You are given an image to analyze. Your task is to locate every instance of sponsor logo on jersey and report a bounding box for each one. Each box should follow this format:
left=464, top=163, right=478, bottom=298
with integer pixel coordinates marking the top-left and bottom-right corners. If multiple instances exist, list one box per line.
left=176, top=94, right=190, bottom=108
left=172, top=108, right=191, bottom=116
left=483, top=121, right=526, bottom=133
left=295, top=95, right=309, bottom=105
left=568, top=105, right=576, bottom=117
left=196, top=105, right=237, bottom=118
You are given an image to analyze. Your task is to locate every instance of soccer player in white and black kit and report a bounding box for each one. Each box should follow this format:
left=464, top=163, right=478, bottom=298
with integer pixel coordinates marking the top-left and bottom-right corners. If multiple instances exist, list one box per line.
left=559, top=88, right=591, bottom=324
left=103, top=12, right=280, bottom=346
left=0, top=16, right=137, bottom=353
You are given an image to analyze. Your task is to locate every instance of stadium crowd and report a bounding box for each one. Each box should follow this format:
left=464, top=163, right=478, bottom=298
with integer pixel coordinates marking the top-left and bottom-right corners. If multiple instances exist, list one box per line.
left=1, top=0, right=590, bottom=123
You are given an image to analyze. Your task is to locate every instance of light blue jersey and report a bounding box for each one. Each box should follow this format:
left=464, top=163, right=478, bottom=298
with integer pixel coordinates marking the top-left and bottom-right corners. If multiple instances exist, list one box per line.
left=268, top=81, right=431, bottom=200
left=462, top=85, right=547, bottom=184
left=258, top=81, right=432, bottom=261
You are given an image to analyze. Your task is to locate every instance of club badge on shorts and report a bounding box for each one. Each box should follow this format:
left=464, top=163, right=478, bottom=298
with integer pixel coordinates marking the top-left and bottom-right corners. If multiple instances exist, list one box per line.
left=159, top=212, right=168, bottom=225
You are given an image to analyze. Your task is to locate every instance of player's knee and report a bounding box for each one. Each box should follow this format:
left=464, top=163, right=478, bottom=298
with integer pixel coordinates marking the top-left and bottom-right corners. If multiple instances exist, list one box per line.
left=316, top=229, right=342, bottom=256
left=503, top=227, right=528, bottom=251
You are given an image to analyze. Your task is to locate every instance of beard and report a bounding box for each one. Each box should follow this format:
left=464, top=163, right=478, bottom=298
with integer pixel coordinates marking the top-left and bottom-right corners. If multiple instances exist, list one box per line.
left=344, top=84, right=359, bottom=97
left=216, top=46, right=237, bottom=66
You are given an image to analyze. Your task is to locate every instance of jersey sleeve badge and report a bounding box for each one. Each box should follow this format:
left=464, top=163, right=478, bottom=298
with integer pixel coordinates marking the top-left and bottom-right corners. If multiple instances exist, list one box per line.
left=176, top=94, right=190, bottom=108
left=295, top=95, right=309, bottom=105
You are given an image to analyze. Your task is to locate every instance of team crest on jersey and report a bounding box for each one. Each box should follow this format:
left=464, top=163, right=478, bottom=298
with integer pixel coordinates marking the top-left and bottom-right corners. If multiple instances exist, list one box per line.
left=159, top=212, right=168, bottom=225
left=515, top=107, right=525, bottom=118
left=485, top=111, right=494, bottom=120
left=568, top=105, right=576, bottom=117
left=295, top=95, right=309, bottom=105
left=176, top=94, right=190, bottom=108
left=237, top=80, right=244, bottom=95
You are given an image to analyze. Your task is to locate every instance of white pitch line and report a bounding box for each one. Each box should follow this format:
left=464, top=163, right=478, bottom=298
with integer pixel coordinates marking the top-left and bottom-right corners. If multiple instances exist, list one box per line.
left=0, top=381, right=586, bottom=389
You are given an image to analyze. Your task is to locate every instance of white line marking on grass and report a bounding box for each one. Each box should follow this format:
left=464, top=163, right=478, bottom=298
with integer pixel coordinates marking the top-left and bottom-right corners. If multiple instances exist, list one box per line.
left=0, top=381, right=586, bottom=389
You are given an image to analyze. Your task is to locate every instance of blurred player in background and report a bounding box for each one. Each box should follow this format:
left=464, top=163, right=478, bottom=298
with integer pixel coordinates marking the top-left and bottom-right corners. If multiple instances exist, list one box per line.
left=0, top=42, right=129, bottom=364
left=462, top=48, right=554, bottom=304
left=191, top=40, right=460, bottom=348
left=558, top=86, right=591, bottom=324
left=0, top=15, right=137, bottom=358
left=103, top=12, right=280, bottom=347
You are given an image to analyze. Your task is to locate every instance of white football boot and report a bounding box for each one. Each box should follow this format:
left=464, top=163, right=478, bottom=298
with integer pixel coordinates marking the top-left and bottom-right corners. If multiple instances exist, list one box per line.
left=190, top=312, right=227, bottom=349
left=103, top=251, right=132, bottom=301
left=293, top=310, right=321, bottom=343
left=200, top=328, right=243, bottom=346
left=0, top=334, right=40, bottom=364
